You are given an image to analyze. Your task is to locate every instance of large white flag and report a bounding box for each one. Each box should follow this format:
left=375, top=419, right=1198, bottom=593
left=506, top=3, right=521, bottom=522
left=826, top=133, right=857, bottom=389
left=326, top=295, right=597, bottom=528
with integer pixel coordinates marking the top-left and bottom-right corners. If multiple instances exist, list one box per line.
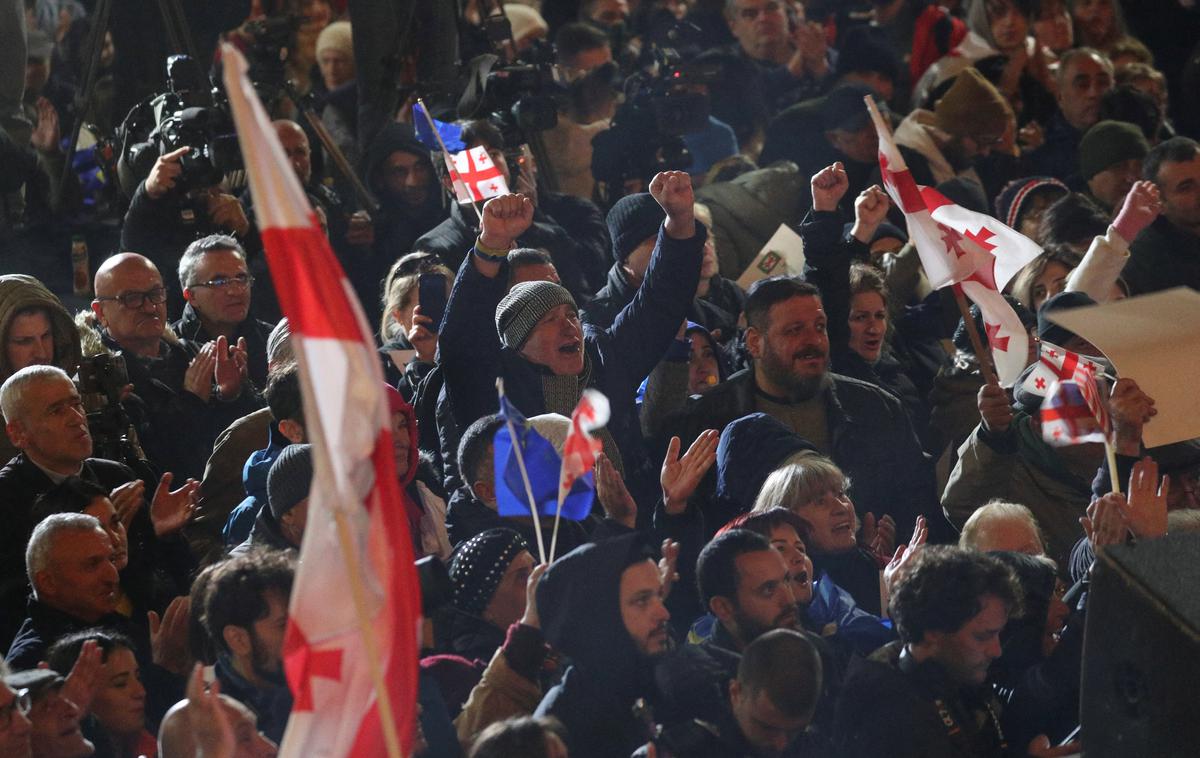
left=221, top=45, right=421, bottom=758
left=868, top=99, right=1041, bottom=385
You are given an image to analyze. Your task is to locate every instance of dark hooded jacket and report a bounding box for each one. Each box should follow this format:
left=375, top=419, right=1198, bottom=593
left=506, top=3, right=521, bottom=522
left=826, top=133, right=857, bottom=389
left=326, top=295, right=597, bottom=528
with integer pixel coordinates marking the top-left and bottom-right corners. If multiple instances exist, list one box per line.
left=361, top=124, right=448, bottom=267
left=989, top=552, right=1083, bottom=750
left=222, top=423, right=289, bottom=549
left=534, top=533, right=663, bottom=758
left=0, top=274, right=82, bottom=464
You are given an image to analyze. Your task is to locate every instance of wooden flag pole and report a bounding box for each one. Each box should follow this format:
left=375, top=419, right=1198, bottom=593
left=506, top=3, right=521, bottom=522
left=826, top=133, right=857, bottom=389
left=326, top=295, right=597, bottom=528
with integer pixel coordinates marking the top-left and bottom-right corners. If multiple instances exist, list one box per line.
left=952, top=284, right=1000, bottom=386
left=416, top=98, right=484, bottom=224
left=496, top=379, right=548, bottom=563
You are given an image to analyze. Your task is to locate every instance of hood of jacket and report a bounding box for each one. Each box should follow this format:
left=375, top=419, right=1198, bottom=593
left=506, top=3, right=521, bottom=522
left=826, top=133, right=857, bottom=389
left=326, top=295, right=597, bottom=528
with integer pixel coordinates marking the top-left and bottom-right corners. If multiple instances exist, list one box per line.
left=362, top=123, right=441, bottom=216
left=989, top=550, right=1056, bottom=680
left=0, top=275, right=82, bottom=379
left=715, top=412, right=818, bottom=515
left=537, top=532, right=659, bottom=694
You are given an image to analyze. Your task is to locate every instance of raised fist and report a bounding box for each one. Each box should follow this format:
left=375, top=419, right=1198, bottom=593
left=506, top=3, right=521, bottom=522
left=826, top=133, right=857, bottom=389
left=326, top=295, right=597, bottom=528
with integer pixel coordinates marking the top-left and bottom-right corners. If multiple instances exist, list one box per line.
left=479, top=193, right=535, bottom=250
left=811, top=161, right=850, bottom=212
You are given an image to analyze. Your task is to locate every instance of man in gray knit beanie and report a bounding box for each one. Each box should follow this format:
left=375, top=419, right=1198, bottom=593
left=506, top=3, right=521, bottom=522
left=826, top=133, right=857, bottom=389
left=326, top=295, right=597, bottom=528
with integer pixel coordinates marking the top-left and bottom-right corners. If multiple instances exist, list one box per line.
left=439, top=171, right=706, bottom=505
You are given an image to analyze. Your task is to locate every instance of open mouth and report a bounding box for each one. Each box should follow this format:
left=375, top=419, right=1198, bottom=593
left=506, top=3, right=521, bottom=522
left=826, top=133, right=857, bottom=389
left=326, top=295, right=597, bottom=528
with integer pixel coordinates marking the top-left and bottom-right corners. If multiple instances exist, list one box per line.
left=558, top=340, right=582, bottom=355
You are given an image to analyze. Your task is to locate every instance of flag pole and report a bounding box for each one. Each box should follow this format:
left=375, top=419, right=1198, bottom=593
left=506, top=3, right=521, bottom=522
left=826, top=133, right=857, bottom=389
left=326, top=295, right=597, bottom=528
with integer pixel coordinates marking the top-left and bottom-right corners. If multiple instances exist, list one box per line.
left=866, top=96, right=1001, bottom=387
left=416, top=98, right=484, bottom=224
left=496, top=379, right=548, bottom=563
left=548, top=490, right=566, bottom=564
left=329, top=508, right=405, bottom=758
left=951, top=284, right=1000, bottom=386
left=1105, top=439, right=1121, bottom=495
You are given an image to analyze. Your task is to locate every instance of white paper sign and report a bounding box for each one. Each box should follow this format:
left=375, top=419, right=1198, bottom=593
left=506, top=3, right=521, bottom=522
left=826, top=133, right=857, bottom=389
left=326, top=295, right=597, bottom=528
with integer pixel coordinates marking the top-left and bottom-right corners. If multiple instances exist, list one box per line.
left=1047, top=288, right=1200, bottom=447
left=736, top=223, right=807, bottom=290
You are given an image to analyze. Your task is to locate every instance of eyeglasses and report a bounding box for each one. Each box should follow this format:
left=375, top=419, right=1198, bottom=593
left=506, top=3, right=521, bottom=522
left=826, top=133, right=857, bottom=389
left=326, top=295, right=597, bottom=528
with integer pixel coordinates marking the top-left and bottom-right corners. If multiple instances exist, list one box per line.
left=737, top=1, right=782, bottom=20
left=95, top=286, right=168, bottom=310
left=0, top=688, right=31, bottom=730
left=189, top=273, right=255, bottom=292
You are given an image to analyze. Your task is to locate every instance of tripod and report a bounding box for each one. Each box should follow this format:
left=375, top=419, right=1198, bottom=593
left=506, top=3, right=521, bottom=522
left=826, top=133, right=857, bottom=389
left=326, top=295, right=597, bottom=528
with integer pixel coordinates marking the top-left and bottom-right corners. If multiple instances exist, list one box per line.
left=57, top=0, right=198, bottom=204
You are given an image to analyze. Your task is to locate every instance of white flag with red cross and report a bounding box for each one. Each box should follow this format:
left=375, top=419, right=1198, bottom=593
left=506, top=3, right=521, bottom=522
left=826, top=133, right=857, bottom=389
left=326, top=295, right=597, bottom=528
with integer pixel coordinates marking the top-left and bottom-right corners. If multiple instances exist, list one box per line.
left=221, top=44, right=421, bottom=758
left=448, top=145, right=509, bottom=203
left=1042, top=366, right=1111, bottom=446
left=1020, top=342, right=1111, bottom=397
left=867, top=99, right=1042, bottom=385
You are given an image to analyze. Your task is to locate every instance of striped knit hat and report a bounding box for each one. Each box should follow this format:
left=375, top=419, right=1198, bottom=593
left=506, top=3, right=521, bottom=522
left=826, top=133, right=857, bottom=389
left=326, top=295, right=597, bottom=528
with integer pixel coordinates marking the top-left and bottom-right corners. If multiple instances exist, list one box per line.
left=495, top=280, right=577, bottom=350
left=994, top=177, right=1070, bottom=230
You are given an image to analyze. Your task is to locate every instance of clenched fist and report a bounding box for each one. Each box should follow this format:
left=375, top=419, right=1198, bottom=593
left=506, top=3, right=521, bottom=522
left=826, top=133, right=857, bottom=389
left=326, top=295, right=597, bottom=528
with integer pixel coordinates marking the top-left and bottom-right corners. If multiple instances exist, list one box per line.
left=649, top=171, right=696, bottom=239
left=480, top=193, right=535, bottom=250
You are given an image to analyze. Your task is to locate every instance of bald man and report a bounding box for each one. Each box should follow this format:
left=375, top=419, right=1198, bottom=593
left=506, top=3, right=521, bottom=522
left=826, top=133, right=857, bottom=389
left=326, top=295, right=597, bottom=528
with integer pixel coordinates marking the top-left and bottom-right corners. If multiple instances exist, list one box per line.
left=158, top=691, right=278, bottom=758
left=87, top=253, right=262, bottom=481
left=256, top=120, right=375, bottom=311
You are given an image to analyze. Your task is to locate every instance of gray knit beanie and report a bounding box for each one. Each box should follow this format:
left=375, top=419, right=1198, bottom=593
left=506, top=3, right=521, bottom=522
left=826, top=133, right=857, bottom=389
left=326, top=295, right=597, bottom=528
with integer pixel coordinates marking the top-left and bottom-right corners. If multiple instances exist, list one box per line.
left=268, top=444, right=314, bottom=520
left=495, top=281, right=577, bottom=350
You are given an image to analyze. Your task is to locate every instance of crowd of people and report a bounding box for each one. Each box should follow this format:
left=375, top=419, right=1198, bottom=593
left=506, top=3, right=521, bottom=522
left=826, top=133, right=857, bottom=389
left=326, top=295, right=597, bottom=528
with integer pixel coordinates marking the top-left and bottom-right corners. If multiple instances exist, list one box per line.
left=2, top=0, right=1200, bottom=755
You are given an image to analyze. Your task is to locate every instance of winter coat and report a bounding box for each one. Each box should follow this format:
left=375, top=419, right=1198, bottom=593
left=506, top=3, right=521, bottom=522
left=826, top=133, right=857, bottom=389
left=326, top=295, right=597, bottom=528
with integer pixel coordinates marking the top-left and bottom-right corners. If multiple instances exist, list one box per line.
left=221, top=422, right=289, bottom=548
left=450, top=621, right=548, bottom=745
left=1124, top=214, right=1200, bottom=295
left=414, top=194, right=605, bottom=300
left=0, top=274, right=82, bottom=462
left=1065, top=226, right=1130, bottom=301
left=191, top=408, right=272, bottom=564
left=835, top=641, right=1008, bottom=758
left=76, top=314, right=264, bottom=481
left=942, top=416, right=1095, bottom=568
left=1026, top=112, right=1084, bottom=188
left=581, top=263, right=741, bottom=345
left=171, top=302, right=275, bottom=390
left=534, top=533, right=663, bottom=758
left=695, top=162, right=809, bottom=280
left=440, top=224, right=705, bottom=508
left=672, top=370, right=941, bottom=537
left=0, top=454, right=139, bottom=649
left=833, top=349, right=932, bottom=452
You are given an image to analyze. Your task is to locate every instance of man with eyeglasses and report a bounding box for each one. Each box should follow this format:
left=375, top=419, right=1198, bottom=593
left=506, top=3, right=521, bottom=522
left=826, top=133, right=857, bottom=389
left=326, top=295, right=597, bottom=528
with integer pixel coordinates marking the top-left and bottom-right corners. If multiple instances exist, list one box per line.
left=174, top=236, right=275, bottom=389
left=88, top=253, right=263, bottom=482
left=693, top=0, right=834, bottom=147
left=0, top=661, right=32, bottom=758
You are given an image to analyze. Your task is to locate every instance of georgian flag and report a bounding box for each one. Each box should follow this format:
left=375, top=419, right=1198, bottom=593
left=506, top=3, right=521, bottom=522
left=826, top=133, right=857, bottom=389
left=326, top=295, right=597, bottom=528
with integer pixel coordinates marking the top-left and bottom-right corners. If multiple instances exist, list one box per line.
left=1020, top=341, right=1113, bottom=397
left=867, top=99, right=1042, bottom=385
left=1042, top=368, right=1111, bottom=447
left=558, top=389, right=610, bottom=508
left=222, top=45, right=420, bottom=758
left=447, top=145, right=509, bottom=204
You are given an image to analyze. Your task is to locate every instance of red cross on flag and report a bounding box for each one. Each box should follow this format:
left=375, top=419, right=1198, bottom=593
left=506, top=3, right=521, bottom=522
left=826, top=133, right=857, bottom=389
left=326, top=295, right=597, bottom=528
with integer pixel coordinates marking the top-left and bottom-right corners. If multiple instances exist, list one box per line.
left=447, top=145, right=510, bottom=203
left=867, top=99, right=1042, bottom=386
left=222, top=45, right=420, bottom=758
left=1020, top=341, right=1110, bottom=398
left=1042, top=371, right=1110, bottom=447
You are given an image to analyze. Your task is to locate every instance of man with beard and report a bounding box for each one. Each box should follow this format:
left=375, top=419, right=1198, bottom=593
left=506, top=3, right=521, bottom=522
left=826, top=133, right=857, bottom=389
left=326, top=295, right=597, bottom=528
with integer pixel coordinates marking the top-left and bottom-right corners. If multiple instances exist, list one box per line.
left=202, top=550, right=294, bottom=745
left=833, top=547, right=1023, bottom=758
left=672, top=276, right=939, bottom=537
left=697, top=529, right=800, bottom=657
left=534, top=533, right=672, bottom=758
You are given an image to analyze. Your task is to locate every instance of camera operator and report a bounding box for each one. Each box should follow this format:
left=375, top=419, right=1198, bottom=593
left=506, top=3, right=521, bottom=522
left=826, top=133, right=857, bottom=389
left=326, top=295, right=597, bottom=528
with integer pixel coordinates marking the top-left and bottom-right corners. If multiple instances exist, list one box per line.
left=415, top=119, right=609, bottom=298
left=120, top=144, right=252, bottom=313
left=85, top=252, right=263, bottom=482
left=0, top=274, right=82, bottom=465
